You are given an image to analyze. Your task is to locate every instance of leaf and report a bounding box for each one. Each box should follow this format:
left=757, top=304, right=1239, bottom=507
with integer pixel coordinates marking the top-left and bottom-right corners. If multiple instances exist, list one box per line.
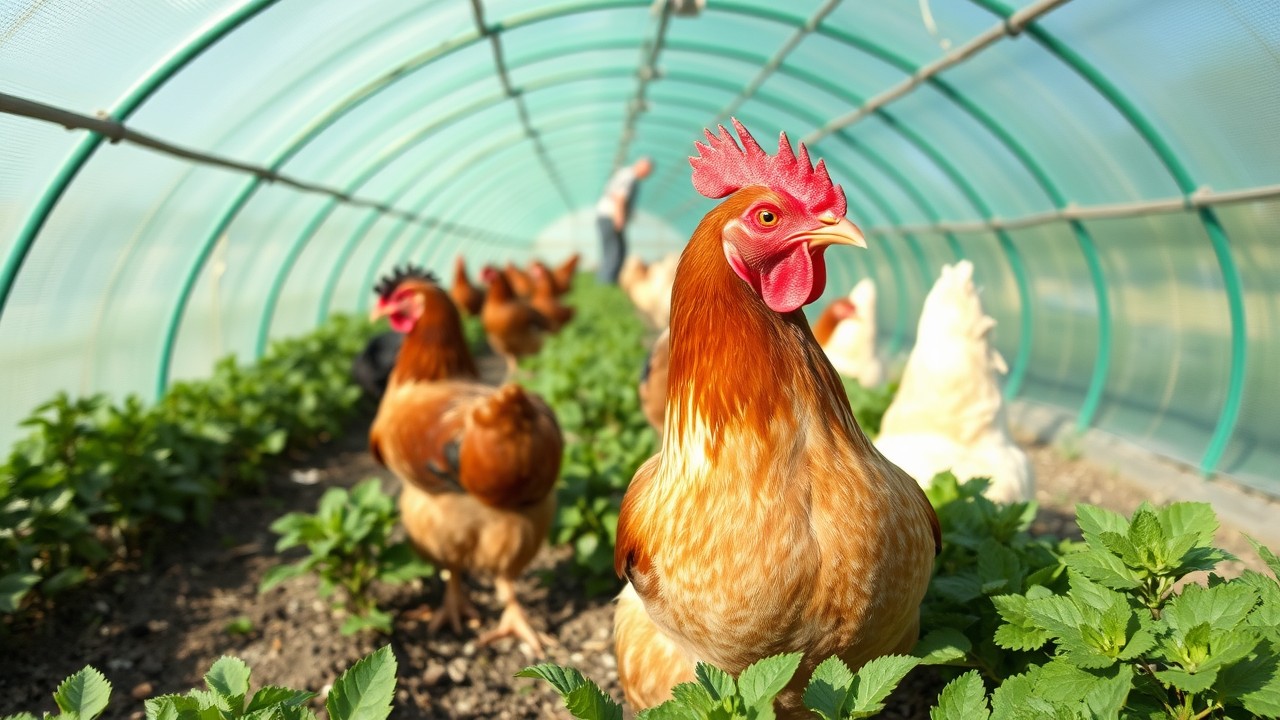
left=991, top=594, right=1053, bottom=652
left=803, top=656, right=854, bottom=720
left=1075, top=505, right=1129, bottom=548
left=340, top=609, right=393, bottom=636
left=695, top=662, right=736, bottom=701
left=376, top=543, right=433, bottom=583
left=1158, top=503, right=1218, bottom=547
left=1246, top=535, right=1280, bottom=580
left=258, top=562, right=310, bottom=594
left=929, top=671, right=989, bottom=720
left=516, top=664, right=587, bottom=697
left=635, top=701, right=692, bottom=720
left=204, top=657, right=250, bottom=714
left=0, top=572, right=40, bottom=613
left=563, top=681, right=623, bottom=720
left=930, top=573, right=984, bottom=604
left=1155, top=666, right=1218, bottom=694
left=913, top=628, right=973, bottom=665
left=1164, top=582, right=1259, bottom=635
left=737, top=652, right=802, bottom=707
left=1063, top=548, right=1141, bottom=590
left=53, top=666, right=112, bottom=720
left=246, top=687, right=315, bottom=712
left=669, top=681, right=716, bottom=714
left=1217, top=645, right=1280, bottom=717
left=325, top=646, right=397, bottom=720
left=846, top=655, right=919, bottom=716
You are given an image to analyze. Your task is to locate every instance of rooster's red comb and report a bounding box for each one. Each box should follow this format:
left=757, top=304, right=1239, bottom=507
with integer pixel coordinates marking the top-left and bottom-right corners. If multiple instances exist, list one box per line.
left=689, top=118, right=846, bottom=217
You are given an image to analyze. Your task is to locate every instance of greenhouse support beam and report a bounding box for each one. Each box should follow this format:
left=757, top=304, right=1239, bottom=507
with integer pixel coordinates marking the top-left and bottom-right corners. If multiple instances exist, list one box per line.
left=860, top=183, right=1280, bottom=235
left=969, top=0, right=1246, bottom=476
left=160, top=0, right=653, bottom=392
left=0, top=0, right=280, bottom=325
left=644, top=0, right=843, bottom=200
left=802, top=0, right=1075, bottom=145
left=613, top=0, right=673, bottom=168
left=471, top=0, right=574, bottom=210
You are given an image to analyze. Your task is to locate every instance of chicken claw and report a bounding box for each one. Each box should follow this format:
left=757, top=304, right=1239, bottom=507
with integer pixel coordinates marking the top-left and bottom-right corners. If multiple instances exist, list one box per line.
left=415, top=570, right=480, bottom=635
left=477, top=577, right=553, bottom=658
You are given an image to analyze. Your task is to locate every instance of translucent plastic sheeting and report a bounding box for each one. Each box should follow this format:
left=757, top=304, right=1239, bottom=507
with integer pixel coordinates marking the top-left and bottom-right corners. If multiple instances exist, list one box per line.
left=0, top=0, right=1277, bottom=497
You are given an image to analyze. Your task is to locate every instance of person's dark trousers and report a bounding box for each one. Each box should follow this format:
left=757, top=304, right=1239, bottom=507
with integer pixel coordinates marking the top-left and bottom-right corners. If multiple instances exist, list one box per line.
left=597, top=216, right=627, bottom=283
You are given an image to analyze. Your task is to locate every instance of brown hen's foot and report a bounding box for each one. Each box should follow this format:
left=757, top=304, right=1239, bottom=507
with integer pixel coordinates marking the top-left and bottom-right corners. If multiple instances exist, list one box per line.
left=478, top=576, right=552, bottom=657
left=416, top=571, right=479, bottom=635
left=478, top=601, right=553, bottom=658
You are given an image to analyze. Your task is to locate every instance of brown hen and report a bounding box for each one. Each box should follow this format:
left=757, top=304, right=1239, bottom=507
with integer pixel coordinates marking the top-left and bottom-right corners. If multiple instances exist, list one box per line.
left=369, top=266, right=563, bottom=656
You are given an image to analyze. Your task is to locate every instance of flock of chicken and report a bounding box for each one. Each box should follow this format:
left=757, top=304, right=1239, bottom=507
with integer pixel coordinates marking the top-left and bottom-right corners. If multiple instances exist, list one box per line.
left=359, top=120, right=1031, bottom=717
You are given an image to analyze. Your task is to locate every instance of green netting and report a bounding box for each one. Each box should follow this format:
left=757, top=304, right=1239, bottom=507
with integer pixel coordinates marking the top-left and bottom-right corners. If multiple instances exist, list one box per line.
left=1, top=0, right=1277, bottom=494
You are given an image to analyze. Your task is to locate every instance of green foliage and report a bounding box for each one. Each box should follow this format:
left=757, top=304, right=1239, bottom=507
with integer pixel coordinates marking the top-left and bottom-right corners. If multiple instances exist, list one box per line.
left=916, top=472, right=1070, bottom=680
left=0, top=315, right=376, bottom=616
left=523, top=653, right=921, bottom=720
left=520, top=276, right=657, bottom=594
left=839, top=376, right=897, bottom=438
left=3, top=648, right=395, bottom=720
left=976, top=502, right=1280, bottom=719
left=523, top=475, right=1280, bottom=719
left=261, top=479, right=432, bottom=634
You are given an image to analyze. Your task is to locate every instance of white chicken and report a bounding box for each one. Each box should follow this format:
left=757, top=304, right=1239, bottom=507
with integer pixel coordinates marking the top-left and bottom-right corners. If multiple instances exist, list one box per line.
left=873, top=261, right=1034, bottom=503
left=819, top=278, right=885, bottom=388
left=619, top=253, right=680, bottom=328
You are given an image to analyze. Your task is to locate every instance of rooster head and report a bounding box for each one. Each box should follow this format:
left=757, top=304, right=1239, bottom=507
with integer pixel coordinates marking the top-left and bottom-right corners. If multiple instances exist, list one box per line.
left=370, top=264, right=446, bottom=333
left=690, top=118, right=865, bottom=313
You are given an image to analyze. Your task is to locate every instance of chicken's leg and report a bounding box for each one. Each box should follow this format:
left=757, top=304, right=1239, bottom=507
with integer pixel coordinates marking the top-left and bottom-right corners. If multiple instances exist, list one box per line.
left=411, top=569, right=479, bottom=634
left=477, top=576, right=551, bottom=657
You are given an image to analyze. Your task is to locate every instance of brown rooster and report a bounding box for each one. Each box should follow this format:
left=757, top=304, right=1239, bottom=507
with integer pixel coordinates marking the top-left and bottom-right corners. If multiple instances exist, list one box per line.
left=368, top=266, right=563, bottom=656
left=529, top=262, right=575, bottom=332
left=480, top=265, right=550, bottom=376
left=551, top=253, right=579, bottom=295
left=503, top=261, right=534, bottom=298
left=449, top=255, right=485, bottom=316
left=613, top=120, right=940, bottom=716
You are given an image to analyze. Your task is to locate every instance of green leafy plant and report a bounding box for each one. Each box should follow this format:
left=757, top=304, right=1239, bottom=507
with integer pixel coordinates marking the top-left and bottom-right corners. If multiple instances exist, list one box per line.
left=521, top=276, right=657, bottom=593
left=261, top=478, right=432, bottom=634
left=1, top=666, right=112, bottom=720
left=839, top=376, right=898, bottom=438
left=520, top=653, right=923, bottom=720
left=979, top=503, right=1280, bottom=719
left=2, top=646, right=397, bottom=720
left=0, top=315, right=376, bottom=617
left=914, top=472, right=1069, bottom=680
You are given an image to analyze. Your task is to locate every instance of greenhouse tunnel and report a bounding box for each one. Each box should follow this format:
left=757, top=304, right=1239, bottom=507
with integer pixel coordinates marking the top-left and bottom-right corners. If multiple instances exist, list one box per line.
left=1, top=0, right=1278, bottom=495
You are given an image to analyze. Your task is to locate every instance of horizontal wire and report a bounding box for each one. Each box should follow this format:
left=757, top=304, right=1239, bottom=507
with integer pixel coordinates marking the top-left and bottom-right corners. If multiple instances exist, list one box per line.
left=0, top=90, right=531, bottom=247
left=860, top=183, right=1280, bottom=236
left=801, top=0, right=1075, bottom=144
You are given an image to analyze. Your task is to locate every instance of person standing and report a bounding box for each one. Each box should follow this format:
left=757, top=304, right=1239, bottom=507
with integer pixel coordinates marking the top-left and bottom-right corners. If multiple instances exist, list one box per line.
left=596, top=156, right=653, bottom=283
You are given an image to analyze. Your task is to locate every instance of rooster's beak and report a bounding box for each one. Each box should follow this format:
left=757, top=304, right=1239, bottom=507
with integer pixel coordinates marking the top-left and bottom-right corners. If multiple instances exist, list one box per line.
left=369, top=300, right=390, bottom=322
left=805, top=216, right=866, bottom=249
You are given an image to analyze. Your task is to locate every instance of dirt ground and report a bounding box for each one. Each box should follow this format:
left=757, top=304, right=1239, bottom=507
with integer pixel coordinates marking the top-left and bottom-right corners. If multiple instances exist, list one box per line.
left=2, top=402, right=1274, bottom=718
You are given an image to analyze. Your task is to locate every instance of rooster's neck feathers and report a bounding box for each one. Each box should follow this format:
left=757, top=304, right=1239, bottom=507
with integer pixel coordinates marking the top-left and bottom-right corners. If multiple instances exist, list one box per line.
left=389, top=290, right=478, bottom=387
left=662, top=201, right=863, bottom=462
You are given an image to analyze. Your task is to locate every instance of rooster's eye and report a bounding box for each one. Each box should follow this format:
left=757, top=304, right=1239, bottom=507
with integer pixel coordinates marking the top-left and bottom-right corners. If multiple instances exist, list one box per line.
left=757, top=209, right=778, bottom=227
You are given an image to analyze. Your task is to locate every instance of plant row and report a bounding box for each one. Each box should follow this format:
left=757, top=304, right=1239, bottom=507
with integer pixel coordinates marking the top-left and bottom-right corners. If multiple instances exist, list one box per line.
left=2, top=645, right=397, bottom=720
left=0, top=315, right=377, bottom=616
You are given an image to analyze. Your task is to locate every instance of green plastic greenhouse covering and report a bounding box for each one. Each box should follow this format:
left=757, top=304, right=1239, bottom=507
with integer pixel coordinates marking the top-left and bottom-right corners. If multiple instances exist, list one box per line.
left=1, top=0, right=1278, bottom=494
